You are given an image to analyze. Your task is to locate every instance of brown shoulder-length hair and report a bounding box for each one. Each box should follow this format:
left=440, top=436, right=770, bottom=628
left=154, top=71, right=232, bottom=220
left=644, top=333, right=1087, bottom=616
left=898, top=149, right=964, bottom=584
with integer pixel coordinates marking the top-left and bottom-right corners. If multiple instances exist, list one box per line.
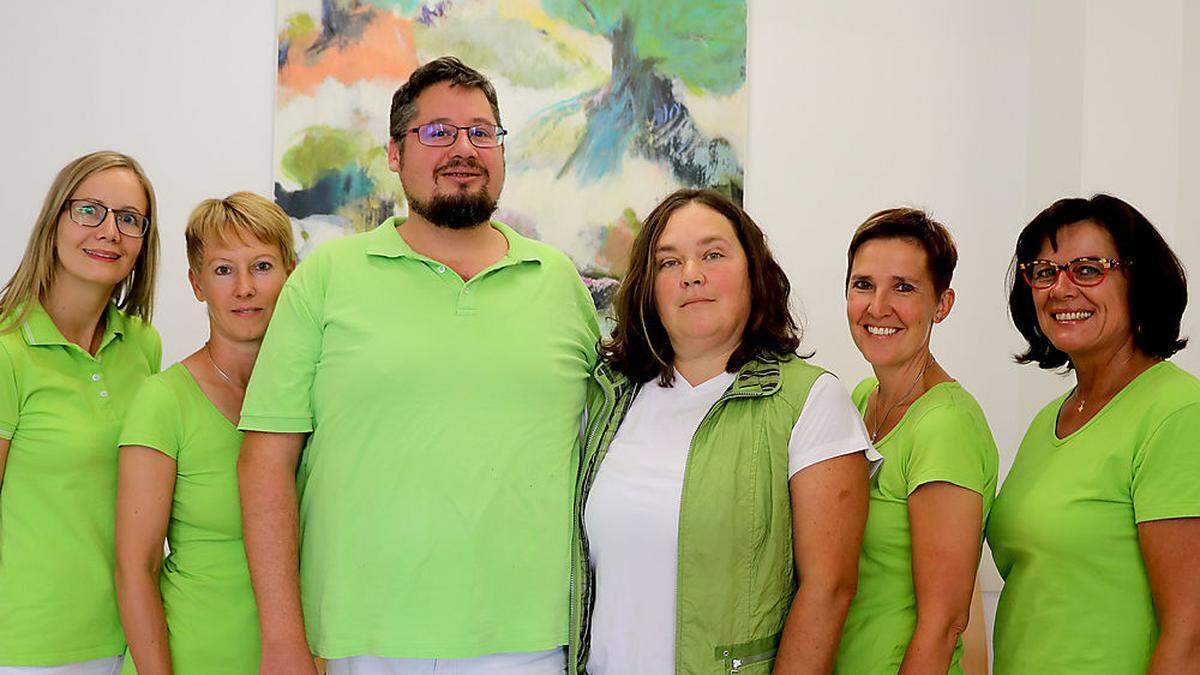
left=0, top=150, right=159, bottom=331
left=602, top=188, right=803, bottom=386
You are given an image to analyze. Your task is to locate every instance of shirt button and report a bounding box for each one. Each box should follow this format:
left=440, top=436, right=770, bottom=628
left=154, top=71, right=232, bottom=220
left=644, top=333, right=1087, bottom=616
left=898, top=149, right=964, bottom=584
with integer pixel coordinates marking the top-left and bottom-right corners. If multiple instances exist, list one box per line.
left=91, top=374, right=101, bottom=381
left=99, top=390, right=109, bottom=398
left=437, top=265, right=446, bottom=273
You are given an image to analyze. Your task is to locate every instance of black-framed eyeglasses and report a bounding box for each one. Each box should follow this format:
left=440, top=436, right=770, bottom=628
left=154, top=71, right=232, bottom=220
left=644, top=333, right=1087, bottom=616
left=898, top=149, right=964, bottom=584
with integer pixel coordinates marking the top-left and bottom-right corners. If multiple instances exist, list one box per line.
left=408, top=122, right=507, bottom=148
left=63, top=199, right=150, bottom=238
left=1019, top=256, right=1128, bottom=289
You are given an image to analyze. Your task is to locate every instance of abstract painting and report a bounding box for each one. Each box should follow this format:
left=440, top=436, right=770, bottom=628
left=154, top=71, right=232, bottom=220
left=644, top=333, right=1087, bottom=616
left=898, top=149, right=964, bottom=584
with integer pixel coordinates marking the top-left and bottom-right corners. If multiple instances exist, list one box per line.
left=274, top=0, right=748, bottom=310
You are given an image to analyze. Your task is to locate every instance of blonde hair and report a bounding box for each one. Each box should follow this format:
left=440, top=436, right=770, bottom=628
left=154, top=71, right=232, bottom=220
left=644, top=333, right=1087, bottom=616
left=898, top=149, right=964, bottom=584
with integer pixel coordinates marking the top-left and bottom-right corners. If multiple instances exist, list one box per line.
left=0, top=151, right=159, bottom=331
left=184, top=192, right=296, bottom=271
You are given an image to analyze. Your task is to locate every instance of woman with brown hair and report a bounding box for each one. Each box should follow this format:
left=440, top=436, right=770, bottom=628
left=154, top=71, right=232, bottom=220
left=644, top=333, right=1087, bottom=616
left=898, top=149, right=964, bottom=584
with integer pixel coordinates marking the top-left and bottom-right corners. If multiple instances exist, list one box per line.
left=0, top=151, right=161, bottom=673
left=568, top=188, right=877, bottom=674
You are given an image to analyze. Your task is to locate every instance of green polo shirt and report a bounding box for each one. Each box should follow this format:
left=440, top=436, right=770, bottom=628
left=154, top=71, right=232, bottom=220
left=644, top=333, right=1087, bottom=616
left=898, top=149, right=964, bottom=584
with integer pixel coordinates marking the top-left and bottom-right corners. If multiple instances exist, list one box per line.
left=0, top=302, right=161, bottom=666
left=987, top=361, right=1200, bottom=674
left=240, top=218, right=600, bottom=659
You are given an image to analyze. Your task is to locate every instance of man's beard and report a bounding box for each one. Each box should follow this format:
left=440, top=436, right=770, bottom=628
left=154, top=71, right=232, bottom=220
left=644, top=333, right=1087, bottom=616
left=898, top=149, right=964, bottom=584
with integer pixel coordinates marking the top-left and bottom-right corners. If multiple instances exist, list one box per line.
left=408, top=190, right=498, bottom=230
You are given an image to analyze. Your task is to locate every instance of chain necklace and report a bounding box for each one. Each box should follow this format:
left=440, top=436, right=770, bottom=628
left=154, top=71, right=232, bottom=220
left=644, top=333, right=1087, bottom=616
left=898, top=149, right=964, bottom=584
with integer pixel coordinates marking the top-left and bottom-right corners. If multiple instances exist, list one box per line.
left=869, top=354, right=934, bottom=443
left=206, top=342, right=246, bottom=391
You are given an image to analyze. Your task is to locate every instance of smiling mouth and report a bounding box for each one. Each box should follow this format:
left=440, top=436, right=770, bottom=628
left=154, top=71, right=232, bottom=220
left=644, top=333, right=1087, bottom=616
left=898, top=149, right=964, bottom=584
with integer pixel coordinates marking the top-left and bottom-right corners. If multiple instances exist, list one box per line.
left=864, top=325, right=900, bottom=336
left=83, top=248, right=121, bottom=261
left=1052, top=311, right=1094, bottom=321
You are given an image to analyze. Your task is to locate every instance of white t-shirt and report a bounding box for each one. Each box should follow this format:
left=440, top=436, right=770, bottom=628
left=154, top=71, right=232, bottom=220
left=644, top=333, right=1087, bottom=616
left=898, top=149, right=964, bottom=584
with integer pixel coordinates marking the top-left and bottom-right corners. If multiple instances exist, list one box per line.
left=584, top=371, right=876, bottom=675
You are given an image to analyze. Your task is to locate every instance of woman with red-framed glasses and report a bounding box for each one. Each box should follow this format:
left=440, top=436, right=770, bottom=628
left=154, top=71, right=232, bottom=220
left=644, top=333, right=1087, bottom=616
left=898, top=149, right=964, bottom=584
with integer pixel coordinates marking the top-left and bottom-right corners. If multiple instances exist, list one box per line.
left=987, top=194, right=1200, bottom=674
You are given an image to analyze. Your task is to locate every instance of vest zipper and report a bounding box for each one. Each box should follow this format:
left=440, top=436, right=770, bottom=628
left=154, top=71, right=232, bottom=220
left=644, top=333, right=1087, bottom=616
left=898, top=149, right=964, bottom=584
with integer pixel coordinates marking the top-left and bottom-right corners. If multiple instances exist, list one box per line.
left=730, top=647, right=777, bottom=672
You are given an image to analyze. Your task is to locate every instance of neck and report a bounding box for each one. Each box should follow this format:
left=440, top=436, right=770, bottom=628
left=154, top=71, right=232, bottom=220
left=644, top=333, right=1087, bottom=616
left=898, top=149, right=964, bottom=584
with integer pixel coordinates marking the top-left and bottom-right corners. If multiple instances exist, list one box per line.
left=397, top=212, right=505, bottom=274
left=206, top=333, right=261, bottom=389
left=873, top=349, right=935, bottom=406
left=41, top=278, right=113, bottom=351
left=1072, top=338, right=1156, bottom=402
left=672, top=335, right=741, bottom=387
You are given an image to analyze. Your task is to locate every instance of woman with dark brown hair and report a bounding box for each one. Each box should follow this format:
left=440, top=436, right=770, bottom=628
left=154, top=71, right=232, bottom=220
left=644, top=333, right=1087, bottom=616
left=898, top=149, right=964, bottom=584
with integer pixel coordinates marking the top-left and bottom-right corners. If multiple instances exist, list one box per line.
left=567, top=188, right=878, bottom=674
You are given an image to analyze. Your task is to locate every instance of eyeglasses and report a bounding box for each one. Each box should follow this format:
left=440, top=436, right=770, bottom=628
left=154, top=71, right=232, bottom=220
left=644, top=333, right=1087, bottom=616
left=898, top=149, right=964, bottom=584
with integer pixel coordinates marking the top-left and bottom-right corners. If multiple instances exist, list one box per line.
left=1019, top=257, right=1128, bottom=289
left=408, top=122, right=507, bottom=148
left=63, top=199, right=150, bottom=238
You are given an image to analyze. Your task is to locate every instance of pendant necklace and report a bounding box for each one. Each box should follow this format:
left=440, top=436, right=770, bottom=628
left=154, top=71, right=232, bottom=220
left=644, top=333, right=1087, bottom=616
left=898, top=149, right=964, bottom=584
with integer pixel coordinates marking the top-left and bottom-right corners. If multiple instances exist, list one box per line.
left=206, top=342, right=246, bottom=391
left=870, top=354, right=934, bottom=443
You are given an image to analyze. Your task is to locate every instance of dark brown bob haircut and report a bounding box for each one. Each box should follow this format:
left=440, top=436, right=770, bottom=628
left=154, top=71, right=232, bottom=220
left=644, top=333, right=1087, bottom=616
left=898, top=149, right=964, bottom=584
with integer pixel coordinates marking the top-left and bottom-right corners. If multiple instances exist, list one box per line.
left=1008, top=193, right=1188, bottom=370
left=388, top=56, right=502, bottom=152
left=602, top=188, right=802, bottom=386
left=846, top=208, right=958, bottom=295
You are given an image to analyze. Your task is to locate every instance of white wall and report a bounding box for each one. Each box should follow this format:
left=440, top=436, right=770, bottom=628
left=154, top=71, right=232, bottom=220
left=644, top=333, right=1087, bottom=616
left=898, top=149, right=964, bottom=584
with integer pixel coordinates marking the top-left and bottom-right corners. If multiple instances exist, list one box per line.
left=3, top=0, right=1198, bottom=663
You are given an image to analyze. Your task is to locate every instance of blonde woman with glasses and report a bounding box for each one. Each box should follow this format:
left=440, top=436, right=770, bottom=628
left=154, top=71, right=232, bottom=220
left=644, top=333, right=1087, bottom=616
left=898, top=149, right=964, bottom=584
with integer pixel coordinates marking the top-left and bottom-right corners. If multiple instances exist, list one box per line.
left=0, top=151, right=161, bottom=674
left=114, top=193, right=295, bottom=674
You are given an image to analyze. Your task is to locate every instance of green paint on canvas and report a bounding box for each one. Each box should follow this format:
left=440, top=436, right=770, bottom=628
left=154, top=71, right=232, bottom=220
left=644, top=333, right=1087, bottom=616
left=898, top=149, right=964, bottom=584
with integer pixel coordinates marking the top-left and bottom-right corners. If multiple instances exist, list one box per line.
left=281, top=126, right=370, bottom=188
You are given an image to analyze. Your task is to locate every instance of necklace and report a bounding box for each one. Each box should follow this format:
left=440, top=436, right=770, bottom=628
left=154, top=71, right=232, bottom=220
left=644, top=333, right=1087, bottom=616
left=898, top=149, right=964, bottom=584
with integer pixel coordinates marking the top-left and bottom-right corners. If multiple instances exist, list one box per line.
left=870, top=354, right=934, bottom=442
left=206, top=342, right=245, bottom=391
left=1075, top=392, right=1086, bottom=413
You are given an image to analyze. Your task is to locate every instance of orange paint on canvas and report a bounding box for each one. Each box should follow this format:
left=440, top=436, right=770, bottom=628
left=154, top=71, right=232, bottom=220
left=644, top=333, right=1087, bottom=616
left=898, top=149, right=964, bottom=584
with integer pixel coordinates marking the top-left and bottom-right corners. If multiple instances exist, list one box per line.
left=279, top=9, right=418, bottom=99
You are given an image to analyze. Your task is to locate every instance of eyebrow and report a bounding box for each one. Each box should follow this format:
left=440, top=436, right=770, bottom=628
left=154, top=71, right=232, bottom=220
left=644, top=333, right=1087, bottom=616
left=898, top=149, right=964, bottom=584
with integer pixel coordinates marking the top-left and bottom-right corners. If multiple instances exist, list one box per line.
left=655, top=235, right=730, bottom=253
left=73, top=197, right=145, bottom=215
left=426, top=117, right=497, bottom=126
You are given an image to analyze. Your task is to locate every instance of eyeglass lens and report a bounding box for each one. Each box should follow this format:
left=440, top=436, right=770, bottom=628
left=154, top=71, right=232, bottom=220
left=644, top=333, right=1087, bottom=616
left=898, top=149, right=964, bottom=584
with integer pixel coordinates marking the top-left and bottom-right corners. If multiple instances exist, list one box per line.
left=68, top=200, right=149, bottom=237
left=416, top=123, right=503, bottom=148
left=1026, top=260, right=1108, bottom=288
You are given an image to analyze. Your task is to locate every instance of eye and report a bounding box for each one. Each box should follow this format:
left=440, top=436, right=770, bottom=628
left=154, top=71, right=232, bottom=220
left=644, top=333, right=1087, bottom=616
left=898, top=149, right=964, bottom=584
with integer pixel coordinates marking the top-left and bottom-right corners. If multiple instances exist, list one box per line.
left=115, top=212, right=139, bottom=226
left=1031, top=264, right=1057, bottom=280
left=469, top=126, right=495, bottom=139
left=74, top=202, right=99, bottom=216
left=214, top=264, right=233, bottom=276
left=895, top=282, right=915, bottom=293
left=849, top=279, right=872, bottom=291
left=253, top=260, right=274, bottom=273
left=702, top=250, right=725, bottom=261
left=657, top=258, right=680, bottom=269
left=428, top=124, right=449, bottom=137
left=1072, top=262, right=1103, bottom=278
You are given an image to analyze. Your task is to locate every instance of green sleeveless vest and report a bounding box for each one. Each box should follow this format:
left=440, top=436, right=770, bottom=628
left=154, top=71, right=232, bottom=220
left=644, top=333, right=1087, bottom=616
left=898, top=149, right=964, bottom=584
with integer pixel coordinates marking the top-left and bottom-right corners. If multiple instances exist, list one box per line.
left=568, top=354, right=827, bottom=674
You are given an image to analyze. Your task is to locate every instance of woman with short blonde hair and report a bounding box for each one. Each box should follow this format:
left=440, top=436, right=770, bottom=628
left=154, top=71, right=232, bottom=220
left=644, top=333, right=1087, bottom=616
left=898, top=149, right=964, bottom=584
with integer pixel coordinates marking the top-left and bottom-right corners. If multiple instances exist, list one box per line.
left=115, top=192, right=296, bottom=674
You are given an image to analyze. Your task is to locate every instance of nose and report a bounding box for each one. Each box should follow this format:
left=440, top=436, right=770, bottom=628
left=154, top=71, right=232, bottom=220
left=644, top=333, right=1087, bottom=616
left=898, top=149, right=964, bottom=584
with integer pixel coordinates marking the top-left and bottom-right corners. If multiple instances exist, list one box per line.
left=866, top=288, right=891, bottom=317
left=680, top=258, right=704, bottom=287
left=1047, top=268, right=1078, bottom=297
left=234, top=269, right=256, bottom=298
left=448, top=127, right=480, bottom=157
left=94, top=210, right=122, bottom=241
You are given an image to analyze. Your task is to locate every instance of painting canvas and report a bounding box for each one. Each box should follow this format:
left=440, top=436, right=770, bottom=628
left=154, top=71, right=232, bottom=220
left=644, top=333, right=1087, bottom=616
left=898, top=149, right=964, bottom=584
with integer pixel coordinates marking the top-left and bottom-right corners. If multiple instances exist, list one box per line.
left=274, top=0, right=748, bottom=310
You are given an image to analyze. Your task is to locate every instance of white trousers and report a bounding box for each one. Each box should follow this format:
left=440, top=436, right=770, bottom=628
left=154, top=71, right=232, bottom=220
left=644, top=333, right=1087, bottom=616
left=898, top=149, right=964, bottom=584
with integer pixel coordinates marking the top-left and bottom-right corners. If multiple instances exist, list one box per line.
left=0, top=656, right=122, bottom=675
left=326, top=648, right=565, bottom=674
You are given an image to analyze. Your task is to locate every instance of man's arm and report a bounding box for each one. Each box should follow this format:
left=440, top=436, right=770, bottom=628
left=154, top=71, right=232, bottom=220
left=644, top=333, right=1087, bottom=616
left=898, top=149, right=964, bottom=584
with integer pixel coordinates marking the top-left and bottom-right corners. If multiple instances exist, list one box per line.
left=238, top=431, right=318, bottom=675
left=775, top=452, right=869, bottom=674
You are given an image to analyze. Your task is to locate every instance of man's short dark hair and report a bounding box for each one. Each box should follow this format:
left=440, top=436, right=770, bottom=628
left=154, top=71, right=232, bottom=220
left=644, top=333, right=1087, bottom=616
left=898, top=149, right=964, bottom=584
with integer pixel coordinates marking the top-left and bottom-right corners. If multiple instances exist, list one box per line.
left=389, top=56, right=502, bottom=154
left=1008, top=193, right=1188, bottom=369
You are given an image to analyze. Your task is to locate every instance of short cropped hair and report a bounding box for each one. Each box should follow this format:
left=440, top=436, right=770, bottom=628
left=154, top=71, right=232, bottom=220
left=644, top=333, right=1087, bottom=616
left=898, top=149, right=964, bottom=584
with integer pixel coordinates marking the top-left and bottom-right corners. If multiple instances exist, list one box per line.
left=1008, top=193, right=1188, bottom=369
left=185, top=192, right=296, bottom=271
left=846, top=208, right=958, bottom=295
left=603, top=188, right=802, bottom=386
left=388, top=56, right=501, bottom=154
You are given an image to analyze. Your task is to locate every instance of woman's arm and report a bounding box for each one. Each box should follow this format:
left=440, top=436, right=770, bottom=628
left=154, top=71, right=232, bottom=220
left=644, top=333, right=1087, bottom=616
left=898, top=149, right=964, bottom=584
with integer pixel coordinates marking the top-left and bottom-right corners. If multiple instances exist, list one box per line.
left=959, top=578, right=990, bottom=675
left=115, top=445, right=177, bottom=675
left=775, top=452, right=869, bottom=674
left=1139, top=517, right=1200, bottom=674
left=0, top=438, right=9, bottom=492
left=899, top=482, right=983, bottom=674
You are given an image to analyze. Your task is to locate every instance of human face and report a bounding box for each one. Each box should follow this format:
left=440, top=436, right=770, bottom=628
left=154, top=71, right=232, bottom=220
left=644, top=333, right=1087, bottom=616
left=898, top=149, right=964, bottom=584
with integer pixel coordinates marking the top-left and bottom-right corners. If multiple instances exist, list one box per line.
left=847, top=237, right=952, bottom=370
left=652, top=203, right=752, bottom=359
left=388, top=81, right=505, bottom=228
left=188, top=235, right=291, bottom=344
left=54, top=167, right=147, bottom=292
left=1030, top=220, right=1132, bottom=360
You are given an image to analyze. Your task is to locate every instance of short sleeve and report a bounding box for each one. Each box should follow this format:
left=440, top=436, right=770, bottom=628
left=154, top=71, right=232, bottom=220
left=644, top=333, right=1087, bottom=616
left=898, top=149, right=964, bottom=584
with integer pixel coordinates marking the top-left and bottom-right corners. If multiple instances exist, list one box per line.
left=788, top=373, right=879, bottom=478
left=239, top=250, right=327, bottom=433
left=1131, top=403, right=1200, bottom=522
left=0, top=343, right=18, bottom=439
left=119, top=376, right=182, bottom=460
left=573, top=274, right=601, bottom=370
left=904, top=404, right=991, bottom=497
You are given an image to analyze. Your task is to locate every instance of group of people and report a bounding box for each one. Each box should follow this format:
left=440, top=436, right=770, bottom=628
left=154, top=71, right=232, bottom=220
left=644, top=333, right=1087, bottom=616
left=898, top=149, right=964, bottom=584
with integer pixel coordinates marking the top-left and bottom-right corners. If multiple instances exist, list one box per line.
left=0, top=56, right=1196, bottom=675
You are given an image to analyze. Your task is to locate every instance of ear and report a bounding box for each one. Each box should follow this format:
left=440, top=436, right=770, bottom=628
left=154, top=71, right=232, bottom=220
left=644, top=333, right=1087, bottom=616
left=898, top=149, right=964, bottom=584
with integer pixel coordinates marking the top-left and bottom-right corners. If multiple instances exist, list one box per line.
left=188, top=268, right=205, bottom=303
left=387, top=137, right=402, bottom=173
left=933, top=287, right=955, bottom=323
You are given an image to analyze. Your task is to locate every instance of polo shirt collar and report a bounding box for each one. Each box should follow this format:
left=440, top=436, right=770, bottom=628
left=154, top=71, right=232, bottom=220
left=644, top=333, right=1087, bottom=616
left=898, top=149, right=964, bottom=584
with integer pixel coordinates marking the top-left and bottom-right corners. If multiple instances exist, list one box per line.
left=366, top=216, right=544, bottom=265
left=22, top=301, right=126, bottom=350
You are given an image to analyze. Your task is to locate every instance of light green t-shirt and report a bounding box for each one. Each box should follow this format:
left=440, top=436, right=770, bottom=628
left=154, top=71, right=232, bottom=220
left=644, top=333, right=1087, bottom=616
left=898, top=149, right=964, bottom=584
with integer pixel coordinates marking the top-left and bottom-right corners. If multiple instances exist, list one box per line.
left=239, top=218, right=600, bottom=659
left=835, top=379, right=998, bottom=675
left=0, top=302, right=160, bottom=666
left=987, top=361, right=1200, bottom=674
left=117, top=363, right=258, bottom=674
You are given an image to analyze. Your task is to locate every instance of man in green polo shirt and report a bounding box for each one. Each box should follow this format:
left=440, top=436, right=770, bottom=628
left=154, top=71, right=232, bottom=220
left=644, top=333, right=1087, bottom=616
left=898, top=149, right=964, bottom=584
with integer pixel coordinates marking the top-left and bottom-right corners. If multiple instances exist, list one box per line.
left=238, top=57, right=600, bottom=675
